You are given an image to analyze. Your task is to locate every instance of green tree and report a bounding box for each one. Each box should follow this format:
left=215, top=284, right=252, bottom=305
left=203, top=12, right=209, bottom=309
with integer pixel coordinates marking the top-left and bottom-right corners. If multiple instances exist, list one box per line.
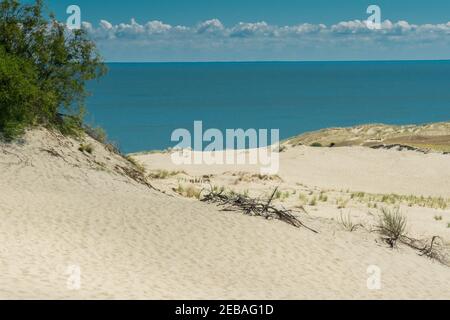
left=0, top=0, right=106, bottom=138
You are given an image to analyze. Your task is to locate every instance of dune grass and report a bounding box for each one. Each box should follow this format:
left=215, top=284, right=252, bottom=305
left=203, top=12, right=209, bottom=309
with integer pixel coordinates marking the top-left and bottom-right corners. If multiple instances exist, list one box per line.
left=349, top=191, right=449, bottom=210
left=338, top=211, right=361, bottom=232
left=148, top=169, right=185, bottom=179
left=376, top=207, right=408, bottom=247
left=175, top=184, right=202, bottom=199
left=78, top=143, right=93, bottom=154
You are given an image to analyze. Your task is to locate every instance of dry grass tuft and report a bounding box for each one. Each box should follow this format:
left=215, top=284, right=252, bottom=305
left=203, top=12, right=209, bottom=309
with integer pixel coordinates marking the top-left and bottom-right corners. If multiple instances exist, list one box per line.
left=148, top=169, right=184, bottom=179
left=338, top=211, right=362, bottom=232
left=376, top=207, right=407, bottom=248
left=174, top=184, right=202, bottom=199
left=78, top=143, right=93, bottom=154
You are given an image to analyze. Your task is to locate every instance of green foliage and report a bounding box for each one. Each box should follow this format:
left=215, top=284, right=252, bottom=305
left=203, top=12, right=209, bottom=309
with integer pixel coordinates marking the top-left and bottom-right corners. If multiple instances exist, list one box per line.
left=0, top=0, right=106, bottom=139
left=86, top=126, right=107, bottom=143
left=148, top=169, right=185, bottom=179
left=319, top=191, right=328, bottom=202
left=310, top=142, right=323, bottom=147
left=175, top=184, right=202, bottom=199
left=0, top=46, right=53, bottom=139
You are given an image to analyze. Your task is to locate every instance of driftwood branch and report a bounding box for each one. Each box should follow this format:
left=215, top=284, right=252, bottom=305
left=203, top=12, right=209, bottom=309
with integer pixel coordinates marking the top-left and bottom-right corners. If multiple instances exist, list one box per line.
left=400, top=235, right=449, bottom=266
left=201, top=187, right=318, bottom=233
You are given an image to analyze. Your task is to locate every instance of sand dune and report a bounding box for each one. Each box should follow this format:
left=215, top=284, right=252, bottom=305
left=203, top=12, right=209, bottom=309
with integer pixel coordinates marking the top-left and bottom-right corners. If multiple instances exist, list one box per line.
left=136, top=145, right=450, bottom=197
left=1, top=129, right=450, bottom=299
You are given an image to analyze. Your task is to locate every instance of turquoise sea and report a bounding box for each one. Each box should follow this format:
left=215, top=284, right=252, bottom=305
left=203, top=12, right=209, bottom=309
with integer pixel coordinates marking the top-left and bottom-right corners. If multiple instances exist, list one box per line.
left=86, top=61, right=450, bottom=153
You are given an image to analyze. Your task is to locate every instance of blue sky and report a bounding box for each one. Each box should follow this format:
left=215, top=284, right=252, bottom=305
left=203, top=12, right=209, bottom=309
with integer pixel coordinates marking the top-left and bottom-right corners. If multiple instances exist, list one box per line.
left=45, top=0, right=450, bottom=61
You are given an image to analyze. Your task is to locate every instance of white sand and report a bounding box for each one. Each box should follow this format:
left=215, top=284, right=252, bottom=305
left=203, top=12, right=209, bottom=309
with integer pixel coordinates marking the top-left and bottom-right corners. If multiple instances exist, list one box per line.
left=1, top=129, right=450, bottom=299
left=136, top=145, right=450, bottom=198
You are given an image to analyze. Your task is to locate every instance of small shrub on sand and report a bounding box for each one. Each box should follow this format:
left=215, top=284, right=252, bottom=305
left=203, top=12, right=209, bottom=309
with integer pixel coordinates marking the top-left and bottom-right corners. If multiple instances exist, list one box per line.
left=377, top=207, right=407, bottom=247
left=175, top=184, right=202, bottom=199
left=338, top=211, right=361, bottom=232
left=336, top=197, right=349, bottom=209
left=367, top=202, right=378, bottom=209
left=310, top=142, right=323, bottom=147
left=298, top=193, right=308, bottom=204
left=85, top=126, right=107, bottom=144
left=78, top=143, right=93, bottom=154
left=148, top=169, right=184, bottom=179
left=319, top=191, right=328, bottom=202
left=309, top=196, right=317, bottom=206
left=273, top=190, right=290, bottom=201
left=125, top=156, right=146, bottom=174
left=351, top=192, right=366, bottom=200
left=434, top=215, right=443, bottom=221
left=212, top=185, right=225, bottom=194
left=186, top=186, right=201, bottom=199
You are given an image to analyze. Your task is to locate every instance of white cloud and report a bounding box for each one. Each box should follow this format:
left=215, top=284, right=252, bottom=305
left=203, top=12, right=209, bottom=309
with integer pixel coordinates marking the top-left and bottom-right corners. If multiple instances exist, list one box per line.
left=229, top=21, right=275, bottom=37
left=196, top=19, right=224, bottom=34
left=84, top=18, right=450, bottom=40
left=283, top=23, right=327, bottom=35
left=99, top=20, right=113, bottom=30
left=81, top=19, right=450, bottom=61
left=330, top=20, right=371, bottom=34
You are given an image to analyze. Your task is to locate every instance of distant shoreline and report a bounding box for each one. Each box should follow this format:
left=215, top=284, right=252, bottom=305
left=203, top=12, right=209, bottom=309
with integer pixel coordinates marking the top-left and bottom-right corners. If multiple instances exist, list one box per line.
left=130, top=121, right=450, bottom=155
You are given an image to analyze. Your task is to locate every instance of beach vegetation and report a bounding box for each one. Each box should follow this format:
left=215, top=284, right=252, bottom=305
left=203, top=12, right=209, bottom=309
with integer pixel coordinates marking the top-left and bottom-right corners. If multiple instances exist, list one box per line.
left=148, top=169, right=184, bottom=180
left=310, top=142, right=323, bottom=147
left=309, top=196, right=317, bottom=206
left=78, top=143, right=93, bottom=154
left=0, top=0, right=106, bottom=140
left=319, top=191, right=328, bottom=202
left=85, top=126, right=107, bottom=144
left=298, top=193, right=308, bottom=204
left=349, top=191, right=449, bottom=210
left=211, top=185, right=225, bottom=194
left=233, top=172, right=282, bottom=184
left=274, top=190, right=282, bottom=199
left=175, top=184, right=202, bottom=199
left=125, top=156, right=146, bottom=174
left=336, top=197, right=349, bottom=209
left=376, top=207, right=407, bottom=247
left=338, top=211, right=361, bottom=232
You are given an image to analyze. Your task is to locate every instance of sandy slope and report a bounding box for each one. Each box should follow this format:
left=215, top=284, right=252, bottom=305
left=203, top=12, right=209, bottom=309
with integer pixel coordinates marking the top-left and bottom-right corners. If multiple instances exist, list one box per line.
left=135, top=145, right=450, bottom=198
left=1, top=129, right=450, bottom=299
left=135, top=146, right=450, bottom=241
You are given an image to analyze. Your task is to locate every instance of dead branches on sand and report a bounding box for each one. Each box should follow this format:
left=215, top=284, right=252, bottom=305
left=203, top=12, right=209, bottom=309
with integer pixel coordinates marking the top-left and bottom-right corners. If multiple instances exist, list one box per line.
left=401, top=235, right=449, bottom=266
left=201, top=187, right=318, bottom=233
left=375, top=207, right=449, bottom=266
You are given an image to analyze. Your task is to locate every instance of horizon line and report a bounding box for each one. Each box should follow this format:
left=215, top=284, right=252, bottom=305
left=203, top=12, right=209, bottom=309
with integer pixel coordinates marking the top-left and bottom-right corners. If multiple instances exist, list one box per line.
left=104, top=59, right=450, bottom=64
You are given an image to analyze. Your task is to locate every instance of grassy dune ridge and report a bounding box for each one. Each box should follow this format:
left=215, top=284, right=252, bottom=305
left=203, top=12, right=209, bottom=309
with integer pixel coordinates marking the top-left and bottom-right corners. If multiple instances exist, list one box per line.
left=285, top=122, right=450, bottom=152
